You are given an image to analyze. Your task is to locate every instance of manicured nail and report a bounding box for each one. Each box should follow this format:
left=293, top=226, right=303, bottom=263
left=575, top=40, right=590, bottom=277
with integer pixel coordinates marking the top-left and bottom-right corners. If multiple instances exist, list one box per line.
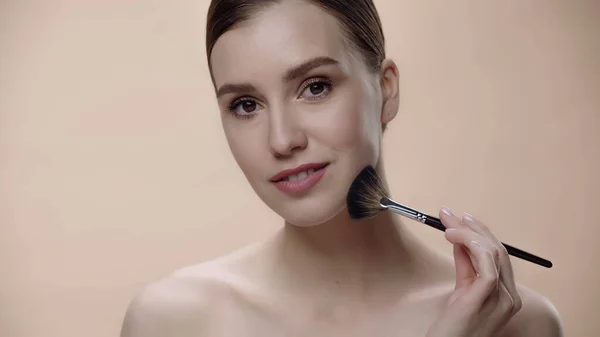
left=442, top=206, right=454, bottom=216
left=463, top=213, right=476, bottom=222
left=446, top=228, right=458, bottom=233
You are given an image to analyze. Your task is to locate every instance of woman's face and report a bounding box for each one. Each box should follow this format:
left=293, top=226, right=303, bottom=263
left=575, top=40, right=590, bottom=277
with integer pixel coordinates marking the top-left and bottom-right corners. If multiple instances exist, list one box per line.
left=210, top=0, right=399, bottom=227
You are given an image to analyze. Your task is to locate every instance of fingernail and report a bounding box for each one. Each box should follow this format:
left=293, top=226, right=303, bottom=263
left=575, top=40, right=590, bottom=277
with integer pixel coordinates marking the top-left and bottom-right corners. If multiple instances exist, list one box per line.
left=463, top=213, right=476, bottom=222
left=442, top=206, right=454, bottom=216
left=446, top=228, right=458, bottom=233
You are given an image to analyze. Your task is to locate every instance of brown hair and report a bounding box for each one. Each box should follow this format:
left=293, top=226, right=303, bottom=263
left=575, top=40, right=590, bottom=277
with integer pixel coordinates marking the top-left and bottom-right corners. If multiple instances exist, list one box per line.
left=205, top=0, right=386, bottom=74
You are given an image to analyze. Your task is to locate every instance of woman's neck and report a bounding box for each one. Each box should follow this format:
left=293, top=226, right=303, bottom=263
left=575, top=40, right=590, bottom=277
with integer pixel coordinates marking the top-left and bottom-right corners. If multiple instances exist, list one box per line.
left=262, top=204, right=443, bottom=306
left=281, top=210, right=415, bottom=269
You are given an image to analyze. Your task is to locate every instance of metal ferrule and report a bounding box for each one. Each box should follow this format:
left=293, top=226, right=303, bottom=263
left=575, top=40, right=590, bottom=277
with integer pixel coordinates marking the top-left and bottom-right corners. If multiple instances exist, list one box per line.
left=380, top=199, right=427, bottom=223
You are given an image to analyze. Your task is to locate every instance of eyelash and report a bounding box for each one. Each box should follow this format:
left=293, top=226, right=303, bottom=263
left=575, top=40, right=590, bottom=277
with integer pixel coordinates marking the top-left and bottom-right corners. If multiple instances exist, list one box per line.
left=227, top=77, right=334, bottom=119
left=228, top=97, right=255, bottom=120
left=302, top=78, right=333, bottom=101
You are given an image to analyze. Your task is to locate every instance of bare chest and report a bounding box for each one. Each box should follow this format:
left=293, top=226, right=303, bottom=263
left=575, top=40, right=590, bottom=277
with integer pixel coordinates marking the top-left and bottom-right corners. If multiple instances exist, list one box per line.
left=210, top=295, right=446, bottom=337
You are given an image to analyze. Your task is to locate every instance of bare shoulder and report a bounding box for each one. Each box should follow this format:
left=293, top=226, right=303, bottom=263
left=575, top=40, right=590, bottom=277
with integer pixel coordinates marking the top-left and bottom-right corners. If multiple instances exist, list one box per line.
left=501, top=283, right=564, bottom=337
left=120, top=246, right=264, bottom=337
left=120, top=272, right=210, bottom=337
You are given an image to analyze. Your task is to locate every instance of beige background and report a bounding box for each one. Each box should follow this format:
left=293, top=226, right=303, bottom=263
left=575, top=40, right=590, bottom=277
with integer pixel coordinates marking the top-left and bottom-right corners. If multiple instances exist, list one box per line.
left=1, top=0, right=599, bottom=336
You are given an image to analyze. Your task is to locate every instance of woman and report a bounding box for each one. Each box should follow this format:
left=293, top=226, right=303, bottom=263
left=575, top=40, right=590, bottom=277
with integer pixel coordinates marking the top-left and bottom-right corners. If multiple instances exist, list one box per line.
left=121, top=1, right=563, bottom=336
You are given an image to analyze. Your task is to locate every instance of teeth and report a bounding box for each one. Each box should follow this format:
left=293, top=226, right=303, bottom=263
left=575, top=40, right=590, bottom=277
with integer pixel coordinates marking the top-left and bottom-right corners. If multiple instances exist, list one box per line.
left=284, top=169, right=317, bottom=181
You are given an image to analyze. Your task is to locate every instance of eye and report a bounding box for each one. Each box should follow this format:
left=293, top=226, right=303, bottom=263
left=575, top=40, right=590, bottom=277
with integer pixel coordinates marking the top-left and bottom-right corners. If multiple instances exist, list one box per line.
left=228, top=97, right=261, bottom=119
left=300, top=78, right=333, bottom=100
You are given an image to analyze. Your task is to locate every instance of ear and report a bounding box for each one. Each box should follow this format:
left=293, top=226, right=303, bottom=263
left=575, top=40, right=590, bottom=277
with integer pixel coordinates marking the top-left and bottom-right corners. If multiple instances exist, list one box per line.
left=379, top=59, right=400, bottom=124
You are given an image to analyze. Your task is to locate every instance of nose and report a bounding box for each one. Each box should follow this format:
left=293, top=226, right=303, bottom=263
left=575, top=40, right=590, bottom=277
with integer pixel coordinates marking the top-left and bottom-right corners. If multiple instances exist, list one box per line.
left=268, top=107, right=308, bottom=158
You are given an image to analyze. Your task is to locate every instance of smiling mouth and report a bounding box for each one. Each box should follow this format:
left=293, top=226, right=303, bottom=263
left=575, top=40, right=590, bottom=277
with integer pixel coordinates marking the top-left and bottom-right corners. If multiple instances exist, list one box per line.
left=278, top=166, right=324, bottom=182
left=271, top=163, right=329, bottom=182
left=271, top=163, right=330, bottom=195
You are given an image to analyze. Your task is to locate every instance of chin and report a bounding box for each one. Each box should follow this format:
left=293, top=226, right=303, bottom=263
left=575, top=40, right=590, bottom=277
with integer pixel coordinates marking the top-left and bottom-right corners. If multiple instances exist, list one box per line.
left=262, top=191, right=348, bottom=227
left=284, top=204, right=346, bottom=227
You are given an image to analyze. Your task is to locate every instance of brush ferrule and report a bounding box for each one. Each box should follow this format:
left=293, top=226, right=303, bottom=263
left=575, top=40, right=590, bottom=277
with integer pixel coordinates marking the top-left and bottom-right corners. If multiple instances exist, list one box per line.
left=380, top=197, right=427, bottom=223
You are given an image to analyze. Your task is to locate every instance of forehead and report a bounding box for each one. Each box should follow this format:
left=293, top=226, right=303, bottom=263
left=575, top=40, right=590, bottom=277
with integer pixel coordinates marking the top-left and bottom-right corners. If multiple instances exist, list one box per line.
left=210, top=0, right=353, bottom=88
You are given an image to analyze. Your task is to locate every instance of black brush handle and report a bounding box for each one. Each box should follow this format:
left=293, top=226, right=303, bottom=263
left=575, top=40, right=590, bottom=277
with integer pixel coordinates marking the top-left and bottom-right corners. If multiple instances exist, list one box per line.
left=423, top=216, right=553, bottom=268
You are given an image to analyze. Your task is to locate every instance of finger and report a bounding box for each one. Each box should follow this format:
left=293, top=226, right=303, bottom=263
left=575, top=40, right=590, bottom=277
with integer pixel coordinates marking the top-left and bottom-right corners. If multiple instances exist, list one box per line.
left=439, top=207, right=467, bottom=230
left=445, top=230, right=500, bottom=279
left=462, top=213, right=522, bottom=312
left=497, top=282, right=516, bottom=318
left=488, top=282, right=517, bottom=330
left=452, top=242, right=477, bottom=290
left=441, top=208, right=478, bottom=287
left=446, top=229, right=500, bottom=306
left=464, top=240, right=501, bottom=307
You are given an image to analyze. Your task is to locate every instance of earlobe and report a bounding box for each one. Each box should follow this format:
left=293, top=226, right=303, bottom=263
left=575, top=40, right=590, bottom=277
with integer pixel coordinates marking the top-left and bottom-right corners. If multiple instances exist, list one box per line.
left=380, top=59, right=400, bottom=124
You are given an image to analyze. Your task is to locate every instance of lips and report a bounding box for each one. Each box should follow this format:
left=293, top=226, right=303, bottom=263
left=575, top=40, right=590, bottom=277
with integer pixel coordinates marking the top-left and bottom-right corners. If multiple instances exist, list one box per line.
left=270, top=162, right=329, bottom=195
left=270, top=162, right=329, bottom=182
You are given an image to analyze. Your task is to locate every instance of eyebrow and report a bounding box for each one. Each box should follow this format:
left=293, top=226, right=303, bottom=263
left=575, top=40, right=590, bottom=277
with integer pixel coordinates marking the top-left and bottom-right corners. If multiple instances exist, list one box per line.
left=216, top=56, right=340, bottom=98
left=216, top=83, right=256, bottom=98
left=283, top=56, right=340, bottom=82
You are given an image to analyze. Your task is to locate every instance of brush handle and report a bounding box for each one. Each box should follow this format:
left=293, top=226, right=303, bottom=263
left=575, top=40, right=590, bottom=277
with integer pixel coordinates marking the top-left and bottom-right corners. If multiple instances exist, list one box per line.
left=422, top=216, right=553, bottom=268
left=381, top=199, right=553, bottom=268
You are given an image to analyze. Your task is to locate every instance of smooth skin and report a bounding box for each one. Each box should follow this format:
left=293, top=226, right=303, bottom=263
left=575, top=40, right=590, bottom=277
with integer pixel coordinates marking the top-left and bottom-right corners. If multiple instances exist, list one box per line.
left=120, top=1, right=563, bottom=336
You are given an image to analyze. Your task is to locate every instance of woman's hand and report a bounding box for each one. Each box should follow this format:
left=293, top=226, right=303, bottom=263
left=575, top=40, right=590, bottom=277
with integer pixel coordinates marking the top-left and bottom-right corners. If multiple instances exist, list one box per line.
left=426, top=207, right=523, bottom=337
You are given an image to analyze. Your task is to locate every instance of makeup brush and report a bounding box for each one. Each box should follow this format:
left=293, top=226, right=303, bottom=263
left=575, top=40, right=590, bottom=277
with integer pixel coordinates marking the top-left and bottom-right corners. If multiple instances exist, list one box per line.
left=346, top=166, right=553, bottom=268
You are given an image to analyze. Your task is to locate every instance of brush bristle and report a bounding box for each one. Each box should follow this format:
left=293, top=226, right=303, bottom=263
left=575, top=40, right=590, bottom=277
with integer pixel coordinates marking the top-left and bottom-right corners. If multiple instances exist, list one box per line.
left=346, top=166, right=389, bottom=220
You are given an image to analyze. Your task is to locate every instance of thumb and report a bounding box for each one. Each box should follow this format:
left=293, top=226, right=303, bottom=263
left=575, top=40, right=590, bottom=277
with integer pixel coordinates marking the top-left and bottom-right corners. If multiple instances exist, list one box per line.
left=440, top=208, right=477, bottom=291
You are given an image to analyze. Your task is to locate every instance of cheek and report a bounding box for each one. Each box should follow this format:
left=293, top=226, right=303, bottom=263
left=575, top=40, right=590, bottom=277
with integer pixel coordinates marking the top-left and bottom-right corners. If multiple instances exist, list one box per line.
left=323, top=109, right=363, bottom=148
left=308, top=88, right=380, bottom=156
left=223, top=123, right=266, bottom=179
